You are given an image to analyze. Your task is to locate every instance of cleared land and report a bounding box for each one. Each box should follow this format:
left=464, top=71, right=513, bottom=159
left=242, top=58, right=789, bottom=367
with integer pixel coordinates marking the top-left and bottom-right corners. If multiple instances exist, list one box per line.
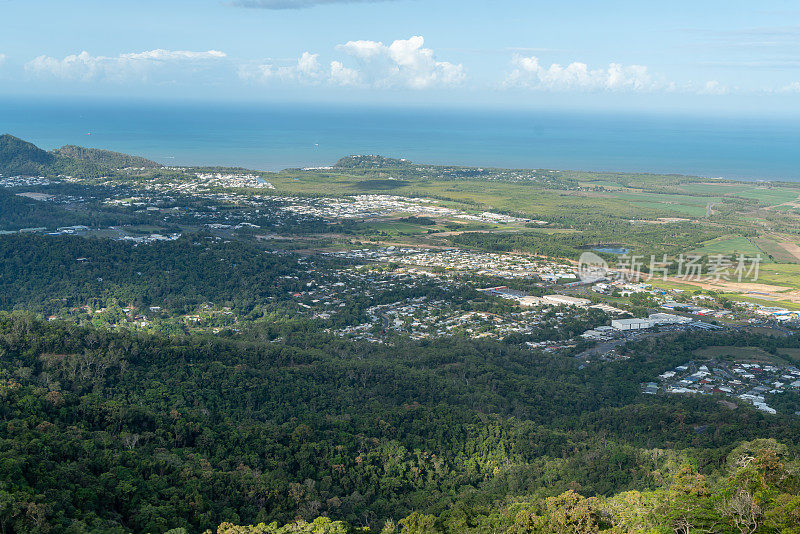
left=689, top=235, right=766, bottom=258
left=693, top=345, right=800, bottom=366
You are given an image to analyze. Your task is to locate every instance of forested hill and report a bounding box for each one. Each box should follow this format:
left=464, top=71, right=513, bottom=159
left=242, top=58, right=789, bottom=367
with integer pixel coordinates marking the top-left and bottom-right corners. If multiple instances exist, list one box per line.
left=0, top=134, right=56, bottom=176
left=191, top=440, right=800, bottom=533
left=53, top=144, right=161, bottom=169
left=1, top=312, right=800, bottom=532
left=334, top=155, right=412, bottom=169
left=0, top=134, right=161, bottom=177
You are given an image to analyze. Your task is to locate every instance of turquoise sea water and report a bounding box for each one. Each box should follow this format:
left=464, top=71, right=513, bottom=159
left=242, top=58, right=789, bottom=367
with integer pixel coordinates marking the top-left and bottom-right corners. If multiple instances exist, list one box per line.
left=2, top=98, right=800, bottom=180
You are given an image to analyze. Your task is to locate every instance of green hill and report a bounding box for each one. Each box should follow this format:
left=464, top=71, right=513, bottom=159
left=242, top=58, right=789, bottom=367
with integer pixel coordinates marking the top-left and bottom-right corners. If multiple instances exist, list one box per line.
left=334, top=154, right=412, bottom=169
left=0, top=134, right=162, bottom=177
left=53, top=144, right=161, bottom=169
left=0, top=134, right=57, bottom=176
left=0, top=300, right=799, bottom=532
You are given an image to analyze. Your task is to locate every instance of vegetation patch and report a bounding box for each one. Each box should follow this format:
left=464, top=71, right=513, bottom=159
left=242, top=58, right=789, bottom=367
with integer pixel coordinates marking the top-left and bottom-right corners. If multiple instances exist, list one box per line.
left=690, top=235, right=766, bottom=258
left=353, top=179, right=412, bottom=190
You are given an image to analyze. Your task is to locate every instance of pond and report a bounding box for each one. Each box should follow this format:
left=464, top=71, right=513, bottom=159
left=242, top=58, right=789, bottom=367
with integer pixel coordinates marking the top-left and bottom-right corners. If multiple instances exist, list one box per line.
left=592, top=246, right=630, bottom=255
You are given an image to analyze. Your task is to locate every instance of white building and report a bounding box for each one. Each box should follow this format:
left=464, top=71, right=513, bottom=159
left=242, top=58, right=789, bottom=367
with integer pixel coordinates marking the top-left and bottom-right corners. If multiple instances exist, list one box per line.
left=611, top=318, right=653, bottom=331
left=542, top=295, right=591, bottom=307
left=649, top=313, right=692, bottom=325
left=591, top=303, right=627, bottom=314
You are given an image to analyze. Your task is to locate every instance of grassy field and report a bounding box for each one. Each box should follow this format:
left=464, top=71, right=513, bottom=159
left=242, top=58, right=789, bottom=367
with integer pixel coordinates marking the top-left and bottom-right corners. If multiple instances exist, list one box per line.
left=611, top=191, right=723, bottom=205
left=735, top=188, right=800, bottom=204
left=576, top=179, right=626, bottom=189
left=363, top=220, right=436, bottom=235
left=628, top=200, right=709, bottom=217
left=679, top=183, right=754, bottom=196
left=269, top=168, right=800, bottom=222
left=679, top=183, right=800, bottom=206
left=264, top=167, right=800, bottom=276
left=693, top=345, right=780, bottom=363
left=269, top=172, right=711, bottom=221
left=689, top=235, right=766, bottom=258
left=779, top=348, right=800, bottom=364
left=752, top=263, right=800, bottom=290
left=650, top=279, right=708, bottom=292
left=752, top=236, right=800, bottom=264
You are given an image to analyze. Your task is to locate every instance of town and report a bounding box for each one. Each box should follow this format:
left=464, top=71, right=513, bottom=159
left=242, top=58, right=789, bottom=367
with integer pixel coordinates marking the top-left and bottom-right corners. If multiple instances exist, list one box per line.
left=649, top=359, right=800, bottom=416
left=4, top=165, right=800, bottom=421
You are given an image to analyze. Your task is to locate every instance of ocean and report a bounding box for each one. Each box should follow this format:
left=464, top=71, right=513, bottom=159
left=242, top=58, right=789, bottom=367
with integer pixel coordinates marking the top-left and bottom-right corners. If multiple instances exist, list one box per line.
left=2, top=98, right=800, bottom=180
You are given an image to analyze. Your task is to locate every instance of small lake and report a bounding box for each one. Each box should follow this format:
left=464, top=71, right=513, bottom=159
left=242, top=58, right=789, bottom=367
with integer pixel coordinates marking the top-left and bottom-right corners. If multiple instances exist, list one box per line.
left=592, top=246, right=630, bottom=255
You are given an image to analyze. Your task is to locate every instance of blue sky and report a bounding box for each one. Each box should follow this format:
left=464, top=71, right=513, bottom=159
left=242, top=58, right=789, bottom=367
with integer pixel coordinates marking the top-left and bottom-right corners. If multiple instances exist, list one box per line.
left=2, top=0, right=800, bottom=113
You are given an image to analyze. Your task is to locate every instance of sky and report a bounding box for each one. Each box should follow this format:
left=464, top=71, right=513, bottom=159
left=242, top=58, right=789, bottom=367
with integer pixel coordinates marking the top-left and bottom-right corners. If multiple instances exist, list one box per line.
left=2, top=0, right=800, bottom=114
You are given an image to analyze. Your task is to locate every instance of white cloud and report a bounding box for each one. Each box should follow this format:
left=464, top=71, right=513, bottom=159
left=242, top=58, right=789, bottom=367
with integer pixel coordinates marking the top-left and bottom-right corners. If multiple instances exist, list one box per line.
left=25, top=49, right=227, bottom=82
left=242, top=35, right=465, bottom=90
left=337, top=40, right=385, bottom=60
left=239, top=52, right=362, bottom=86
left=233, top=0, right=397, bottom=9
left=330, top=60, right=360, bottom=86
left=27, top=52, right=105, bottom=81
left=504, top=54, right=657, bottom=92
left=238, top=51, right=325, bottom=83
left=297, top=51, right=322, bottom=78
left=777, top=81, right=800, bottom=93
left=0, top=54, right=6, bottom=66
left=120, top=49, right=226, bottom=61
left=697, top=80, right=730, bottom=95
left=336, top=35, right=466, bottom=89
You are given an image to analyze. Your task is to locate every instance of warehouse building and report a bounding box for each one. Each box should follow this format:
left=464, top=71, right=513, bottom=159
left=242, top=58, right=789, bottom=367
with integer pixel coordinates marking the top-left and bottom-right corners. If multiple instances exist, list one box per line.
left=611, top=318, right=653, bottom=331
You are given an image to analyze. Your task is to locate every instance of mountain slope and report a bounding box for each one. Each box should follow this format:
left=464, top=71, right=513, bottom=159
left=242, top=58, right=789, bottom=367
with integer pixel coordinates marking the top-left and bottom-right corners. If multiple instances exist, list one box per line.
left=1, top=308, right=799, bottom=532
left=334, top=154, right=412, bottom=169
left=53, top=144, right=161, bottom=169
left=0, top=134, right=57, bottom=176
left=0, top=134, right=162, bottom=177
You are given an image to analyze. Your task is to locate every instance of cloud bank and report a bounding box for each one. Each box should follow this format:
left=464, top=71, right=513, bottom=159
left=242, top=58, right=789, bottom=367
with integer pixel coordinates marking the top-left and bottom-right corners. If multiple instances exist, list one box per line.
left=241, top=36, right=465, bottom=89
left=777, top=81, right=800, bottom=93
left=239, top=52, right=326, bottom=83
left=15, top=42, right=778, bottom=97
left=697, top=80, right=730, bottom=95
left=26, top=49, right=227, bottom=82
left=504, top=54, right=658, bottom=92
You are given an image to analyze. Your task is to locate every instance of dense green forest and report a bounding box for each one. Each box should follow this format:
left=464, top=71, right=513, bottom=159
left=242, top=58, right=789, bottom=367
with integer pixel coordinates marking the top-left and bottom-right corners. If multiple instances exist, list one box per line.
left=0, top=189, right=162, bottom=232
left=1, top=314, right=800, bottom=532
left=0, top=135, right=57, bottom=176
left=52, top=145, right=161, bottom=170
left=449, top=221, right=724, bottom=259
left=0, top=134, right=156, bottom=178
left=0, top=234, right=312, bottom=315
left=202, top=440, right=800, bottom=533
left=0, top=190, right=82, bottom=231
